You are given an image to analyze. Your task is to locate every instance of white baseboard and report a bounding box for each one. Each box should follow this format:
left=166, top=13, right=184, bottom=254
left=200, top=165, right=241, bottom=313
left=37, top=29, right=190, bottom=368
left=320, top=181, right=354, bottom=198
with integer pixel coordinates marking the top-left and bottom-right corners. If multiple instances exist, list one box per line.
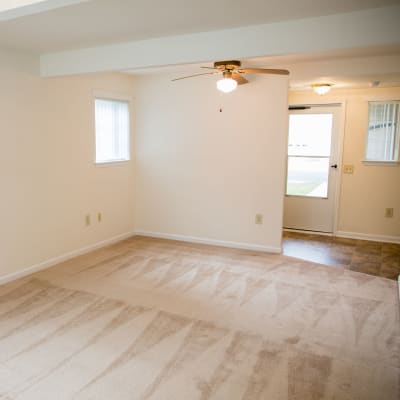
left=0, top=231, right=135, bottom=286
left=135, top=230, right=282, bottom=254
left=335, top=230, right=400, bottom=244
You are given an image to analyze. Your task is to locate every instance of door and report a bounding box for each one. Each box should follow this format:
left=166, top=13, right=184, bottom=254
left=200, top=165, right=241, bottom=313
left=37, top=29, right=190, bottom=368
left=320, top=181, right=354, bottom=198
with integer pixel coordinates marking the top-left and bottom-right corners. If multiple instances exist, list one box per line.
left=283, top=105, right=341, bottom=233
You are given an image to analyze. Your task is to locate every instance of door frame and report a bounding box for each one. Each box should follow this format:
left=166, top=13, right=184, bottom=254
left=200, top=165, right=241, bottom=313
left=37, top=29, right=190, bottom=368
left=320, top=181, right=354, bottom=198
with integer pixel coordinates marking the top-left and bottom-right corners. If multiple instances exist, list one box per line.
left=284, top=102, right=346, bottom=235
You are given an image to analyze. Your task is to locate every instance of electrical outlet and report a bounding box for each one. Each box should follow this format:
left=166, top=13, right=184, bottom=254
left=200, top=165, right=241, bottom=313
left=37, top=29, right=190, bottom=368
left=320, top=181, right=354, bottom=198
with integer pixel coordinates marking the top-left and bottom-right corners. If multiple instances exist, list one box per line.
left=343, top=164, right=354, bottom=174
left=255, top=213, right=263, bottom=225
left=98, top=212, right=102, bottom=223
left=85, top=214, right=91, bottom=226
left=385, top=208, right=394, bottom=218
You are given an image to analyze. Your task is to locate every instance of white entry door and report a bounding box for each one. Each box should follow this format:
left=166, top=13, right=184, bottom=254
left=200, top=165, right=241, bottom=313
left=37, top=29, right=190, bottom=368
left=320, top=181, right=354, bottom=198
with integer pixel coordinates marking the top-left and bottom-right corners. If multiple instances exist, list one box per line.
left=283, top=105, right=341, bottom=233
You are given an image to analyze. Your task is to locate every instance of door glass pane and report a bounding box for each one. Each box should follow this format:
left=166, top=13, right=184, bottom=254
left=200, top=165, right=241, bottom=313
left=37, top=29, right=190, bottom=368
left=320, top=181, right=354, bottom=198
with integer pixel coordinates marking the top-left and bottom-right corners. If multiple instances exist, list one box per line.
left=286, top=157, right=330, bottom=197
left=288, top=114, right=333, bottom=156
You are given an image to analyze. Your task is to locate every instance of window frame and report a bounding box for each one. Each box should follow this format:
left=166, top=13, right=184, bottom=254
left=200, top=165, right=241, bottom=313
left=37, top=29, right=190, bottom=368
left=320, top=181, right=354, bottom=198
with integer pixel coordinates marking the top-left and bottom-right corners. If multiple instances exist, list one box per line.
left=93, top=91, right=132, bottom=165
left=364, top=100, right=400, bottom=165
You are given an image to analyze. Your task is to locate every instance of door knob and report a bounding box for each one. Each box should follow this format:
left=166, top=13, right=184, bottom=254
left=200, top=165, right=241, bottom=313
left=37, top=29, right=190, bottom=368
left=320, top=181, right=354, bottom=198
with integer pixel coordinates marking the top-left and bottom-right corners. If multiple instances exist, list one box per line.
left=330, top=164, right=338, bottom=169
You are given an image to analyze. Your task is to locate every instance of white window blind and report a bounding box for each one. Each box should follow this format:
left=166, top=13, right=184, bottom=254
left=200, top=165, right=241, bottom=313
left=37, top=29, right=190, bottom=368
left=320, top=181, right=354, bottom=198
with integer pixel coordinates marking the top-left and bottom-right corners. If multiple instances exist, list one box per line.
left=95, top=98, right=130, bottom=163
left=365, top=102, right=400, bottom=162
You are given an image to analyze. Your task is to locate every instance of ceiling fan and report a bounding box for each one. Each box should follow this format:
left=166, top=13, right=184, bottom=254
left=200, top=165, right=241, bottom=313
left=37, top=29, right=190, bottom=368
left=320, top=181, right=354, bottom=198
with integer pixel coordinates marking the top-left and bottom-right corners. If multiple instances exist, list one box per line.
left=172, top=60, right=289, bottom=93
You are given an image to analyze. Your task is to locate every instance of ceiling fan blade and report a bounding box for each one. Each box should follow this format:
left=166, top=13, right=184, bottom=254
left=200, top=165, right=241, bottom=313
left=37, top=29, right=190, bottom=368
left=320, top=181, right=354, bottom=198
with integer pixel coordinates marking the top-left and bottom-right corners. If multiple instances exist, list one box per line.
left=232, top=72, right=248, bottom=85
left=172, top=72, right=218, bottom=81
left=238, top=68, right=289, bottom=75
left=200, top=66, right=218, bottom=70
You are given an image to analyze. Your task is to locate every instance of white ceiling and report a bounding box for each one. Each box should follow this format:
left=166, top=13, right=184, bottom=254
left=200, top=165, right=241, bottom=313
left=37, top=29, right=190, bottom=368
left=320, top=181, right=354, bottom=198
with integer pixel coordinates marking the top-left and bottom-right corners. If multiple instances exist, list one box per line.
left=0, top=0, right=45, bottom=12
left=0, top=0, right=398, bottom=53
left=247, top=47, right=400, bottom=90
left=0, top=0, right=91, bottom=21
left=1, top=0, right=399, bottom=91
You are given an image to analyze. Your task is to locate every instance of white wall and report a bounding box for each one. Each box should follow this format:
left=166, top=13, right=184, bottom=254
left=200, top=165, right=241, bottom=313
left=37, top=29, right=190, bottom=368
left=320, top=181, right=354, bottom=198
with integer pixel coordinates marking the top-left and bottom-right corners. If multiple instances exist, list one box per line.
left=289, top=86, right=400, bottom=241
left=0, top=49, right=136, bottom=280
left=134, top=73, right=289, bottom=251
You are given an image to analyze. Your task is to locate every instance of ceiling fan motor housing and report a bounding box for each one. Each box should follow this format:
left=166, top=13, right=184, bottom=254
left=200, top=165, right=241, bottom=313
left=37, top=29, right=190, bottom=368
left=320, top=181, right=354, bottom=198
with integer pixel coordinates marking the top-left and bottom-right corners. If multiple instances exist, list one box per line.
left=214, top=60, right=241, bottom=70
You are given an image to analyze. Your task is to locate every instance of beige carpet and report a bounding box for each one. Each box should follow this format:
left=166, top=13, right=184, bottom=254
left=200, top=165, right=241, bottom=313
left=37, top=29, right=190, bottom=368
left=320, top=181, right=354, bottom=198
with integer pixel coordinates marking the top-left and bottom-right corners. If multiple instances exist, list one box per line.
left=0, top=236, right=399, bottom=399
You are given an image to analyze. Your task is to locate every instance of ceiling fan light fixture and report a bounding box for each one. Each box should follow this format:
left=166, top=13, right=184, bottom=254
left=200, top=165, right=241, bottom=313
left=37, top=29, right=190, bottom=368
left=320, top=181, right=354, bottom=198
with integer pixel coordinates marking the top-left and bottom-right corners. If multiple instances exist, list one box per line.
left=312, top=83, right=332, bottom=95
left=216, top=77, right=237, bottom=93
left=172, top=60, right=289, bottom=90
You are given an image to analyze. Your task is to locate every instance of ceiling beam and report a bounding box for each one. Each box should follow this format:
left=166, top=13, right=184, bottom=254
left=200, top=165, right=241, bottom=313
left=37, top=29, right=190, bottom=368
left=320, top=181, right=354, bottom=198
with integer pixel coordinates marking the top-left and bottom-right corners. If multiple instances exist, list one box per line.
left=0, top=0, right=91, bottom=21
left=40, top=5, right=400, bottom=77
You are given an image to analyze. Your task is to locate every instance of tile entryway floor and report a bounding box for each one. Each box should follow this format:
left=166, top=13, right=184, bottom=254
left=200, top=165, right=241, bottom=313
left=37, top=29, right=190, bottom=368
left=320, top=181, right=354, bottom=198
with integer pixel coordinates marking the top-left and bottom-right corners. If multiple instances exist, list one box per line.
left=282, top=231, right=400, bottom=280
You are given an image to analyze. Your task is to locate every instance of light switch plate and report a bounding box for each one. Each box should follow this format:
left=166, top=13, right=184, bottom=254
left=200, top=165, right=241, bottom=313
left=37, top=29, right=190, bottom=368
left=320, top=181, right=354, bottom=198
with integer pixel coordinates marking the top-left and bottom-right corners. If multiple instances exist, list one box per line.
left=343, top=164, right=354, bottom=174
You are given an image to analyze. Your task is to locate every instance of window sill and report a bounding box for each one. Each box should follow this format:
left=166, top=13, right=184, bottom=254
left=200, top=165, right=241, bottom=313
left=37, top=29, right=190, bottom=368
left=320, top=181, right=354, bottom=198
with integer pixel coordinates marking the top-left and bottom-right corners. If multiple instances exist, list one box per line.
left=362, top=160, right=400, bottom=166
left=95, top=159, right=130, bottom=166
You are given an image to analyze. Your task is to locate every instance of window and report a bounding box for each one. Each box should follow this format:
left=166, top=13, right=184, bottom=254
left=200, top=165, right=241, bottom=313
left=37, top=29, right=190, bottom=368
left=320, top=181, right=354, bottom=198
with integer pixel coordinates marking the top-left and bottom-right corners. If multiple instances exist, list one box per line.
left=95, top=98, right=130, bottom=163
left=286, top=113, right=333, bottom=197
left=365, top=101, right=400, bottom=162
